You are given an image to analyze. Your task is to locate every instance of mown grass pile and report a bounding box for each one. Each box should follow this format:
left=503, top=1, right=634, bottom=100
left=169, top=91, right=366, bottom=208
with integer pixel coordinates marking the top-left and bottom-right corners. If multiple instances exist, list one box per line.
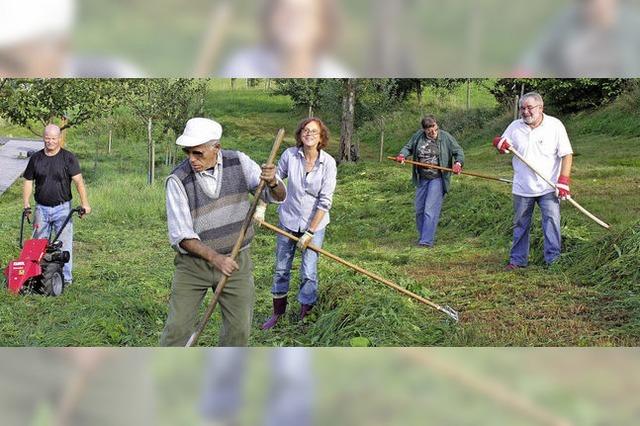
left=554, top=221, right=640, bottom=338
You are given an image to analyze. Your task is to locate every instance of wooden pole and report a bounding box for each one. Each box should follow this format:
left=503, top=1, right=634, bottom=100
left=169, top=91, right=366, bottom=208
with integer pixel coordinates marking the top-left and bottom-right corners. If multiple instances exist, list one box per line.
left=256, top=219, right=459, bottom=322
left=186, top=129, right=286, bottom=347
left=387, top=157, right=512, bottom=184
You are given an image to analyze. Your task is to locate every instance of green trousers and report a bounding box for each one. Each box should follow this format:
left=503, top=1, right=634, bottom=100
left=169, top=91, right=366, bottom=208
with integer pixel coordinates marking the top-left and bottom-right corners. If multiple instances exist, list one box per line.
left=160, top=249, right=255, bottom=346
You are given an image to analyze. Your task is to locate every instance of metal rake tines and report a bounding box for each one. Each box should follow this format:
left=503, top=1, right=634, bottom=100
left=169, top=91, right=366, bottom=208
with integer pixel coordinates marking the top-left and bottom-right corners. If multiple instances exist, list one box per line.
left=441, top=305, right=459, bottom=322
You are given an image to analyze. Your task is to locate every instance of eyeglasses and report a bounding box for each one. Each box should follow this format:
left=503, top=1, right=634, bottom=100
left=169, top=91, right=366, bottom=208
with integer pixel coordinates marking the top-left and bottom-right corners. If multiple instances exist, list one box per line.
left=519, top=105, right=541, bottom=112
left=302, top=129, right=320, bottom=136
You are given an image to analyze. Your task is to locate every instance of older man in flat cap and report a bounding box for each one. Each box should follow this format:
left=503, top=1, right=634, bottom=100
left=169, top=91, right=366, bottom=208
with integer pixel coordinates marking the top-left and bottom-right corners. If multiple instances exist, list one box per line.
left=160, top=117, right=286, bottom=346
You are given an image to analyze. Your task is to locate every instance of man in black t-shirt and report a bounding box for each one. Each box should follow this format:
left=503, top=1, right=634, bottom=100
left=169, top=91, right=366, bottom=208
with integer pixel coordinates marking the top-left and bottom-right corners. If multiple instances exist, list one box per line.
left=23, top=124, right=91, bottom=285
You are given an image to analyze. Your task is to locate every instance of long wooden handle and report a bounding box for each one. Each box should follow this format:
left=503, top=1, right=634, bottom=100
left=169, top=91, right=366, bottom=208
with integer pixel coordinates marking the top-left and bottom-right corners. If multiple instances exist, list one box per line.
left=387, top=156, right=512, bottom=184
left=186, top=129, right=285, bottom=347
left=508, top=147, right=610, bottom=229
left=257, top=219, right=459, bottom=321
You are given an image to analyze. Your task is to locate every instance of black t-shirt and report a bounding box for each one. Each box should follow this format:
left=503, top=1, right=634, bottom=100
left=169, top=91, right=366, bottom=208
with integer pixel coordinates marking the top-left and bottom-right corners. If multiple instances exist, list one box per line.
left=23, top=149, right=81, bottom=207
left=416, top=136, right=440, bottom=180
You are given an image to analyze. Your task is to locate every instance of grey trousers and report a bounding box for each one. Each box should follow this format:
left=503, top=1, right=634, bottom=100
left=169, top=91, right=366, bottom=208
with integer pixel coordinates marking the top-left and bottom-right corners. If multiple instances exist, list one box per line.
left=160, top=249, right=255, bottom=347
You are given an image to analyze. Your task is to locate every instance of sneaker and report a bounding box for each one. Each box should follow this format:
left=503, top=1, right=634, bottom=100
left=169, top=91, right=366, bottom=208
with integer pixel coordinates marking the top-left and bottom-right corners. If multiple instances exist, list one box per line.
left=416, top=243, right=433, bottom=248
left=504, top=264, right=523, bottom=271
left=64, top=281, right=72, bottom=287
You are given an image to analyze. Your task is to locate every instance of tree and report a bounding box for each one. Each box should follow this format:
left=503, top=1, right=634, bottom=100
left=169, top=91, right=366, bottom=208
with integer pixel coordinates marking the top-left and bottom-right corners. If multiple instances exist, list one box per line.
left=160, top=80, right=207, bottom=167
left=124, top=79, right=207, bottom=185
left=272, top=79, right=322, bottom=117
left=0, top=79, right=122, bottom=138
left=489, top=79, right=629, bottom=113
left=339, top=79, right=357, bottom=163
left=357, top=79, right=404, bottom=161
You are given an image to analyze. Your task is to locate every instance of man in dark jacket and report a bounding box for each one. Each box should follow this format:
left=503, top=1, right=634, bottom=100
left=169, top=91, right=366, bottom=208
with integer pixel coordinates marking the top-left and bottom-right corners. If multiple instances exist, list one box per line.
left=395, top=116, right=464, bottom=247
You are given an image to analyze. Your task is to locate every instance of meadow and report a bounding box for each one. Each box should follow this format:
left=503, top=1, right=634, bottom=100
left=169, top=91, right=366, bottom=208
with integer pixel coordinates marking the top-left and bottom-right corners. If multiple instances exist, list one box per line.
left=0, top=80, right=638, bottom=346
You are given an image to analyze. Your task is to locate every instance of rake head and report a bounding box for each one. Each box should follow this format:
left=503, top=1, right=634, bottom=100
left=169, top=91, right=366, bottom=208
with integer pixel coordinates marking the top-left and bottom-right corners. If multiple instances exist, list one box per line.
left=441, top=305, right=460, bottom=322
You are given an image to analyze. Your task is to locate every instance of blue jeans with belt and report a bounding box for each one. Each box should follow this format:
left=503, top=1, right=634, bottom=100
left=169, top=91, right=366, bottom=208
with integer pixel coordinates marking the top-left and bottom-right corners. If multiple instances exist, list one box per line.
left=33, top=201, right=73, bottom=282
left=510, top=192, right=561, bottom=266
left=272, top=223, right=326, bottom=305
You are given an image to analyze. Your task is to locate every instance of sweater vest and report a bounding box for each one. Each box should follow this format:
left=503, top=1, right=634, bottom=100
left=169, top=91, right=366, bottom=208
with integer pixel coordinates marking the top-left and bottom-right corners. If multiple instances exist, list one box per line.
left=170, top=150, right=254, bottom=255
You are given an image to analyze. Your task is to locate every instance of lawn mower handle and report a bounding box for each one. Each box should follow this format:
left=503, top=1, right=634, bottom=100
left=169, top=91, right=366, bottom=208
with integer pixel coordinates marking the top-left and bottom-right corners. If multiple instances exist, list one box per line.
left=19, top=208, right=32, bottom=248
left=49, top=207, right=86, bottom=244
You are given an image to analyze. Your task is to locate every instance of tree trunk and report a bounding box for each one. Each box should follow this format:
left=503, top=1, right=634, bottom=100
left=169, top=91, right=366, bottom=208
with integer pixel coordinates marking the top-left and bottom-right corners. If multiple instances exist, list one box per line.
left=416, top=80, right=423, bottom=114
left=513, top=95, right=519, bottom=120
left=308, top=104, right=313, bottom=118
left=339, top=79, right=357, bottom=163
left=378, top=117, right=385, bottom=162
left=230, top=78, right=236, bottom=90
left=466, top=79, right=471, bottom=110
left=148, top=117, right=155, bottom=185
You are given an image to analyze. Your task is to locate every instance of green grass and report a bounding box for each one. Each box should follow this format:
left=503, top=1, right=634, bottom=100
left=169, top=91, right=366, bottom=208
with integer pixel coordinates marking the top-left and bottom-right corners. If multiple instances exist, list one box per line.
left=1, top=81, right=638, bottom=346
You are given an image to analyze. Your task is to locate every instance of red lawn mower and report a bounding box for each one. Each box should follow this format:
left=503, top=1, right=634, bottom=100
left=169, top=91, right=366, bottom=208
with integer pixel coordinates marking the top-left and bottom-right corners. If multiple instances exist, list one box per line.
left=3, top=206, right=85, bottom=296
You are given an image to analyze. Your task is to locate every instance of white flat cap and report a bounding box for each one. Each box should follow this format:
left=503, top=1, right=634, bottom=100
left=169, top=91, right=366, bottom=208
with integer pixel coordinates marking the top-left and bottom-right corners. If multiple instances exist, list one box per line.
left=176, top=118, right=223, bottom=147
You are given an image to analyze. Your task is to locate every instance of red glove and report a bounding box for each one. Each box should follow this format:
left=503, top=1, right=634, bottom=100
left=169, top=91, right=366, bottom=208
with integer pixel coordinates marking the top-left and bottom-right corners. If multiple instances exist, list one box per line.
left=492, top=136, right=511, bottom=154
left=556, top=175, right=571, bottom=200
left=452, top=162, right=462, bottom=174
left=395, top=154, right=405, bottom=164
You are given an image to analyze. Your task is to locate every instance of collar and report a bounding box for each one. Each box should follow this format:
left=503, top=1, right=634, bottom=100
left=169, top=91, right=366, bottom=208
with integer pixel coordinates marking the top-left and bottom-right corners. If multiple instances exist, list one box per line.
left=297, top=147, right=325, bottom=164
left=198, top=151, right=223, bottom=176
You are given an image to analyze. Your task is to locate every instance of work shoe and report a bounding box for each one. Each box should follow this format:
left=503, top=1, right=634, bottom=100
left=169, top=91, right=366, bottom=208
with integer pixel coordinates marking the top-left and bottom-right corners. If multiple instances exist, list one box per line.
left=504, top=263, right=524, bottom=271
left=300, top=304, right=313, bottom=321
left=261, top=297, right=287, bottom=330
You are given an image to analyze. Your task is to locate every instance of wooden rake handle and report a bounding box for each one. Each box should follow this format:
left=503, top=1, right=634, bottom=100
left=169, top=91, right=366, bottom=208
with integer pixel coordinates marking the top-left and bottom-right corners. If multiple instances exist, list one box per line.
left=257, top=219, right=459, bottom=322
left=387, top=156, right=512, bottom=184
left=186, top=128, right=285, bottom=347
left=507, top=147, right=610, bottom=229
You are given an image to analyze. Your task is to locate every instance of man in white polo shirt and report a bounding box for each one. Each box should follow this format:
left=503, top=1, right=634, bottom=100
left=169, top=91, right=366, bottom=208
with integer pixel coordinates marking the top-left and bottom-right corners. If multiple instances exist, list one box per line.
left=493, top=92, right=573, bottom=270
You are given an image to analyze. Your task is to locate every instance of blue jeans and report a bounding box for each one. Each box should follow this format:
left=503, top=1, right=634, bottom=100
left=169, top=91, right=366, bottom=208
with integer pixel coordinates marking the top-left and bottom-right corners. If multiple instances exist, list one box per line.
left=415, top=177, right=444, bottom=246
left=272, top=223, right=326, bottom=305
left=33, top=201, right=73, bottom=282
left=510, top=192, right=561, bottom=266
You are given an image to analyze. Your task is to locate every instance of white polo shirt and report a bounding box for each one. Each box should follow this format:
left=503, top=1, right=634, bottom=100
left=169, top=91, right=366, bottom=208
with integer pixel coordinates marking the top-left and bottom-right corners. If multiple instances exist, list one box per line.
left=502, top=114, right=573, bottom=197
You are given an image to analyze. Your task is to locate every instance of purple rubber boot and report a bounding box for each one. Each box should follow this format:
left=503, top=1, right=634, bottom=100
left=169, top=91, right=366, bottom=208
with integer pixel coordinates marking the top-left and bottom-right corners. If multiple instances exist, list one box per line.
left=300, top=304, right=313, bottom=321
left=261, top=297, right=287, bottom=330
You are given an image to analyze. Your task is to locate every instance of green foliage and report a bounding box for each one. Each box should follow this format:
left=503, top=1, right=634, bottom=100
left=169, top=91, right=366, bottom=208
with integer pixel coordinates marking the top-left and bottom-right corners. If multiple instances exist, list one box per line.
left=0, top=79, right=121, bottom=135
left=272, top=79, right=323, bottom=112
left=490, top=78, right=629, bottom=113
